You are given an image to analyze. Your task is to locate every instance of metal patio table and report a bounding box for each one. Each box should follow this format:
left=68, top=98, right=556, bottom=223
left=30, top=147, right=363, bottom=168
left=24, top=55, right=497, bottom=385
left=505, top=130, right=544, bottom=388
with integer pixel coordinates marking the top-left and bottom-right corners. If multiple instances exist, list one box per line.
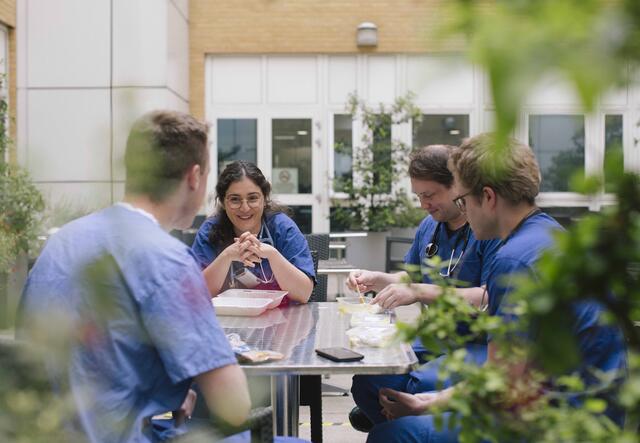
left=217, top=302, right=418, bottom=437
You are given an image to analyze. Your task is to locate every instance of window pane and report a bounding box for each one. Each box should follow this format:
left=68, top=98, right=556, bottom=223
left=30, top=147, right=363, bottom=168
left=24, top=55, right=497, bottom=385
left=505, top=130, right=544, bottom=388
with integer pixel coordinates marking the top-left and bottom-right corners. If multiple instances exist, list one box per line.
left=217, top=119, right=257, bottom=172
left=272, top=119, right=312, bottom=194
left=413, top=114, right=469, bottom=147
left=329, top=206, right=351, bottom=232
left=604, top=114, right=623, bottom=192
left=333, top=114, right=352, bottom=192
left=289, top=205, right=312, bottom=234
left=529, top=115, right=585, bottom=192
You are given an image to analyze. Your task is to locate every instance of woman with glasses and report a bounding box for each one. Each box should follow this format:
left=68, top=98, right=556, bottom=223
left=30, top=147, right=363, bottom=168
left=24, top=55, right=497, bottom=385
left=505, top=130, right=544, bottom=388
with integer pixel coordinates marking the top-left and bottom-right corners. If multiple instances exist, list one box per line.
left=347, top=145, right=501, bottom=433
left=191, top=161, right=315, bottom=304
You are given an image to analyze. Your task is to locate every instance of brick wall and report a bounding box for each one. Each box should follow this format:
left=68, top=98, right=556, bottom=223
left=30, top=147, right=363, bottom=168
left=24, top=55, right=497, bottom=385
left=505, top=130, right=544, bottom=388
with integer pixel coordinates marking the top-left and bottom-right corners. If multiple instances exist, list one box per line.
left=190, top=0, right=465, bottom=118
left=0, top=0, right=15, bottom=27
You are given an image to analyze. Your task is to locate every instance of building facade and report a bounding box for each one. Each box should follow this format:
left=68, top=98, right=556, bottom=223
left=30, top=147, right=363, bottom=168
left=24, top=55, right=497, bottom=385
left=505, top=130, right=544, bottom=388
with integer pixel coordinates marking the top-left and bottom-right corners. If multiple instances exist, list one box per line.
left=11, top=0, right=640, bottom=233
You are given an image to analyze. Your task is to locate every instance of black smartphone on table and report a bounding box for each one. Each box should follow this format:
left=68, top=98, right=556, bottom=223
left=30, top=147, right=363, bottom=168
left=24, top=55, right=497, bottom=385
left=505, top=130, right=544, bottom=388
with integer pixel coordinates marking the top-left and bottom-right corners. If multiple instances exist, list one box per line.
left=315, top=347, right=364, bottom=362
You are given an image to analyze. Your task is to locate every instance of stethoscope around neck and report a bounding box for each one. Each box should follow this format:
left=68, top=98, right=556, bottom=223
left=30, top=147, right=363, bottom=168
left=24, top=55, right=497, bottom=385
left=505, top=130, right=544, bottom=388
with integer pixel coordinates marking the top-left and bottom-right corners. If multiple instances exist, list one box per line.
left=424, top=222, right=471, bottom=278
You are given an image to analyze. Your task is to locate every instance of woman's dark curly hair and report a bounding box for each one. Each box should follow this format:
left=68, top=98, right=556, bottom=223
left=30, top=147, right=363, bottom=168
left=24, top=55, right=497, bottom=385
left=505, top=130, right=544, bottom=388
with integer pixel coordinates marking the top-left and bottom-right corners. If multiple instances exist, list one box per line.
left=208, top=161, right=289, bottom=249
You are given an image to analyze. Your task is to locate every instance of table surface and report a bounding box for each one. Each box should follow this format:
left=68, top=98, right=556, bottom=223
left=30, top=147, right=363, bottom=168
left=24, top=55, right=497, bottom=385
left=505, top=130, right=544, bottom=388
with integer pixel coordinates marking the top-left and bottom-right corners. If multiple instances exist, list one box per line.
left=218, top=302, right=418, bottom=376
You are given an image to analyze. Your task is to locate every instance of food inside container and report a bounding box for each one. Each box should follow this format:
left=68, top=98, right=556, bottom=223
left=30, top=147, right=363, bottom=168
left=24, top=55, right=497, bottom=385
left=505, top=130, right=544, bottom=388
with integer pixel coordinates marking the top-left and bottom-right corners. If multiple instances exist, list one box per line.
left=212, top=297, right=272, bottom=316
left=337, top=296, right=384, bottom=314
left=350, top=312, right=391, bottom=327
left=346, top=325, right=397, bottom=347
left=218, top=288, right=288, bottom=309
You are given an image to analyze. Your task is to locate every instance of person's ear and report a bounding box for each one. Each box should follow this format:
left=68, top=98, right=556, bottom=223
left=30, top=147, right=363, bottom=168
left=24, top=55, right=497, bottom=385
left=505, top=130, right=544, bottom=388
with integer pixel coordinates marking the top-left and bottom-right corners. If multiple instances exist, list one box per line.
left=482, top=186, right=497, bottom=210
left=186, top=164, right=201, bottom=190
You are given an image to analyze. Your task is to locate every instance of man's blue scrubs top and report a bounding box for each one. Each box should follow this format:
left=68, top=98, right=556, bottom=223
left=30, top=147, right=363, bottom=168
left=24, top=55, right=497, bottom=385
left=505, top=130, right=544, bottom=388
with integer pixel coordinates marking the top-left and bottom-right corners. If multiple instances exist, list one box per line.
left=191, top=212, right=316, bottom=287
left=487, top=212, right=626, bottom=392
left=404, top=215, right=500, bottom=287
left=18, top=204, right=237, bottom=443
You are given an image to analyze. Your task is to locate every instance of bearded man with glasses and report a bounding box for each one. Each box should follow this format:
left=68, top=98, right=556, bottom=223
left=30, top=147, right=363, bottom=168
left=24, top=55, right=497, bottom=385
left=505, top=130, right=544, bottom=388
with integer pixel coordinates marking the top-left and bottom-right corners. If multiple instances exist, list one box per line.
left=347, top=144, right=501, bottom=432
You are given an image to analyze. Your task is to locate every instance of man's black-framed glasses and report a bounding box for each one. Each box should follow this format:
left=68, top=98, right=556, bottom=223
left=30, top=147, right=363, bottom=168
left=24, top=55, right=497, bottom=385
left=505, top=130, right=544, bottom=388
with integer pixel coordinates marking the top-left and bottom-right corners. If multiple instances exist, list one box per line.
left=452, top=191, right=472, bottom=213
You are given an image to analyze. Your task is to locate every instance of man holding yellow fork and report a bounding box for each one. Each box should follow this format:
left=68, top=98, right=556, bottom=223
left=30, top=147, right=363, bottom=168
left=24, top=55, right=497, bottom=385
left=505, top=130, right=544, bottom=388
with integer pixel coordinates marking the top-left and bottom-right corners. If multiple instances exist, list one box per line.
left=347, top=144, right=501, bottom=432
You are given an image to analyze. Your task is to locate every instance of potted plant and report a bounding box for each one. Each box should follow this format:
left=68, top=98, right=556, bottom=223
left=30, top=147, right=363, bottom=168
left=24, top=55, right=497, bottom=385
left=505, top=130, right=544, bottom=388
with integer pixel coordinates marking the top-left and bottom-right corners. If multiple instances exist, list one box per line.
left=332, top=92, right=425, bottom=270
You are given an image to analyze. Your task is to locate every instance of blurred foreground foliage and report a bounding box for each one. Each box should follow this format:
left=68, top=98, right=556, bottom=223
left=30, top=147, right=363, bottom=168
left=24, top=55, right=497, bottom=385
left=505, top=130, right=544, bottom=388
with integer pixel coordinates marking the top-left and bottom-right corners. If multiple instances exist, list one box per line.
left=395, top=0, right=640, bottom=441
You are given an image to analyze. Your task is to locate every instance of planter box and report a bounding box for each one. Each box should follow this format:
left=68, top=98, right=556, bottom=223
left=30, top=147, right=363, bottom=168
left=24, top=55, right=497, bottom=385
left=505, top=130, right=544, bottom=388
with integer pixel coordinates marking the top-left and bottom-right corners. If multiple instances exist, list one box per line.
left=346, top=227, right=417, bottom=272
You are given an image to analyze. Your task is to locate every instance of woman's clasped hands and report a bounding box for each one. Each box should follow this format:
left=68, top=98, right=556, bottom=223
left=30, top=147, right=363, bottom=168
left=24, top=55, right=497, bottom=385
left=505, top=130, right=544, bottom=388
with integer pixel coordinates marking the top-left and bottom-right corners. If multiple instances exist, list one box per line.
left=229, top=231, right=276, bottom=267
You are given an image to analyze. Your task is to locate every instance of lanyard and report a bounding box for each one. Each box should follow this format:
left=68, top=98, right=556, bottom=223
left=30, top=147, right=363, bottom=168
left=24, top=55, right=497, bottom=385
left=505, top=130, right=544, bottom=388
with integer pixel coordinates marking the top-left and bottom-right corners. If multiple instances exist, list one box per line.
left=258, top=221, right=275, bottom=246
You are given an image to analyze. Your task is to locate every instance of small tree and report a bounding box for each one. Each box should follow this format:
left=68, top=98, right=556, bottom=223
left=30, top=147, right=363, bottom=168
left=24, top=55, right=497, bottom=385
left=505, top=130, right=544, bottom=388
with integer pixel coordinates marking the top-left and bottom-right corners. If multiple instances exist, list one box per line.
left=332, top=93, right=425, bottom=232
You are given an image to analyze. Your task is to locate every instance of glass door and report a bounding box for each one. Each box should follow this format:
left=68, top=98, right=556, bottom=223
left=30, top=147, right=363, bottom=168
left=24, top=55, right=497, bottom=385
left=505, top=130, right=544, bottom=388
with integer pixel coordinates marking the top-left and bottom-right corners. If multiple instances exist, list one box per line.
left=267, top=114, right=327, bottom=233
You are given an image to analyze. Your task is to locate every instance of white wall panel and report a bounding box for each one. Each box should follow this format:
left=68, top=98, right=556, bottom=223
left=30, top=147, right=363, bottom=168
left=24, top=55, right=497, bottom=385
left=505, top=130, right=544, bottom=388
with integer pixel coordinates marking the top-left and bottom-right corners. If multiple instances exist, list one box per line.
left=210, top=56, right=262, bottom=104
left=111, top=88, right=181, bottom=181
left=367, top=56, right=396, bottom=104
left=27, top=89, right=111, bottom=181
left=328, top=56, right=357, bottom=104
left=601, top=87, right=628, bottom=107
left=167, top=0, right=189, bottom=100
left=27, top=0, right=110, bottom=87
left=112, top=0, right=167, bottom=87
left=167, top=89, right=189, bottom=113
left=170, top=0, right=188, bottom=20
left=267, top=56, right=317, bottom=104
left=526, top=72, right=581, bottom=106
left=112, top=182, right=126, bottom=202
left=36, top=182, right=112, bottom=214
left=407, top=55, right=473, bottom=106
left=16, top=0, right=27, bottom=88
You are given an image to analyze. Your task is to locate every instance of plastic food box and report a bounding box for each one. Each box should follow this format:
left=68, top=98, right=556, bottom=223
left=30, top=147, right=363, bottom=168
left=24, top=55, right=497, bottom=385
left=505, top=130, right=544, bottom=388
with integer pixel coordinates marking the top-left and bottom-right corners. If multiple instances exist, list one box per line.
left=218, top=289, right=288, bottom=309
left=212, top=297, right=272, bottom=316
left=337, top=296, right=384, bottom=314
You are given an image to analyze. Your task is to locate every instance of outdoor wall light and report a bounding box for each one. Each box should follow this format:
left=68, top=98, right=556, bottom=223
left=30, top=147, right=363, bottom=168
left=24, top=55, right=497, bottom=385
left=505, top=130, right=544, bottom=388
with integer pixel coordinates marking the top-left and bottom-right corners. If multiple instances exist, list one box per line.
left=357, top=22, right=378, bottom=47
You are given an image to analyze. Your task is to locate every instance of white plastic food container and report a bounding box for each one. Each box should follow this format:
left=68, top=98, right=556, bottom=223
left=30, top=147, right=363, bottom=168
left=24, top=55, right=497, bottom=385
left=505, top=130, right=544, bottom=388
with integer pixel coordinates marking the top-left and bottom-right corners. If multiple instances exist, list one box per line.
left=212, top=297, right=272, bottom=316
left=218, top=289, right=288, bottom=309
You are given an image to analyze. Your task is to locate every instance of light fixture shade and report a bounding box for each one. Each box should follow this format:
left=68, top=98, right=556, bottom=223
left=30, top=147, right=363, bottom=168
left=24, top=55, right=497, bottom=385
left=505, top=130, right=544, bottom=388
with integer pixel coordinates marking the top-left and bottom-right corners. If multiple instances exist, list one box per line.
left=357, top=22, right=378, bottom=47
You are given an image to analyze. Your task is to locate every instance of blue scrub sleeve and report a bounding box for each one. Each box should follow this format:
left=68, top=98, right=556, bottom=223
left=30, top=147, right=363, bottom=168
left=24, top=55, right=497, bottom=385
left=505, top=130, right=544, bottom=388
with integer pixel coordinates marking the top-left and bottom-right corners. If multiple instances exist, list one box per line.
left=272, top=215, right=316, bottom=282
left=138, top=258, right=237, bottom=383
left=485, top=256, right=532, bottom=342
left=478, top=239, right=501, bottom=286
left=191, top=218, right=217, bottom=270
left=403, top=218, right=433, bottom=266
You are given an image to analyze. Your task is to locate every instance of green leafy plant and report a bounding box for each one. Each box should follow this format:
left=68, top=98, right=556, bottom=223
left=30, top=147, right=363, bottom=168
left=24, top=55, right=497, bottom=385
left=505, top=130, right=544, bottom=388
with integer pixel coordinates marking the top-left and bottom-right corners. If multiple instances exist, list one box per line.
left=331, top=93, right=425, bottom=232
left=0, top=77, right=44, bottom=274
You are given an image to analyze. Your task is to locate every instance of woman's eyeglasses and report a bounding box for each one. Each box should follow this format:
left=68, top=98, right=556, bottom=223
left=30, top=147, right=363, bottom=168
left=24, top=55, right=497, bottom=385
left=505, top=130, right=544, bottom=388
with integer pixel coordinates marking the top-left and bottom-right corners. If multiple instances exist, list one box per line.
left=452, top=191, right=472, bottom=213
left=225, top=194, right=263, bottom=210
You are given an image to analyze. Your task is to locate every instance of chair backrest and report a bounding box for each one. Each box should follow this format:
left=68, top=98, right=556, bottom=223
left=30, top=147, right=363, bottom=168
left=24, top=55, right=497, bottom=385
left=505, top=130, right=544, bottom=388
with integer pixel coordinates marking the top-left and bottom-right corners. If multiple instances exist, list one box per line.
left=171, top=215, right=207, bottom=247
left=304, top=234, right=330, bottom=302
left=385, top=236, right=413, bottom=273
left=304, top=234, right=330, bottom=260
